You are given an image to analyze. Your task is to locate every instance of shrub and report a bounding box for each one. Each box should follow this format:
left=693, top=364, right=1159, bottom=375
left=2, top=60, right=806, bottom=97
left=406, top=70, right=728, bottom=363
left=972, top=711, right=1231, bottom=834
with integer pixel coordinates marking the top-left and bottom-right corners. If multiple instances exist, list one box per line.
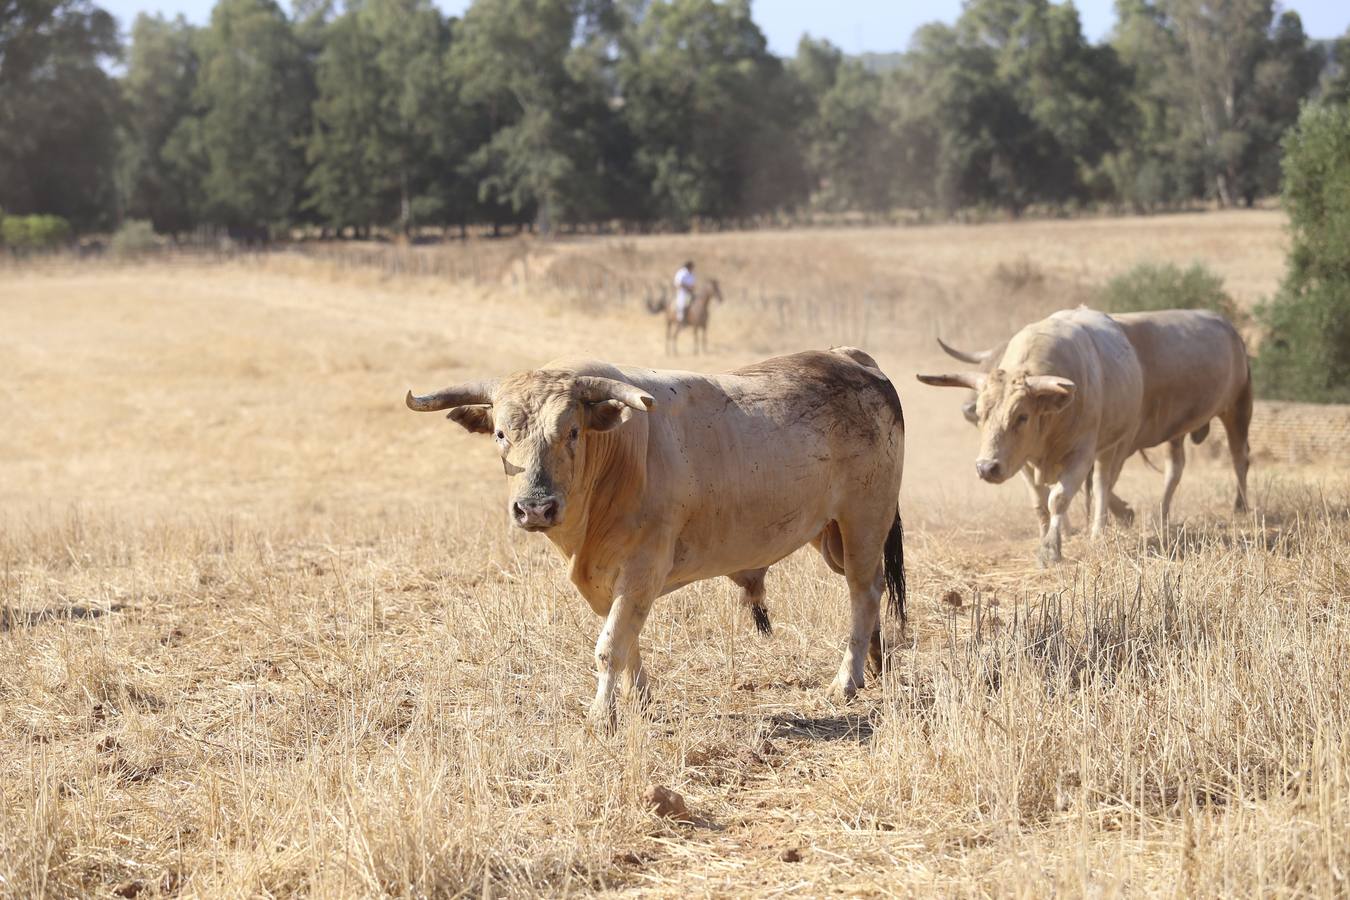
left=992, top=256, right=1045, bottom=294
left=1, top=214, right=72, bottom=252
left=109, top=220, right=161, bottom=258
left=1254, top=103, right=1350, bottom=403
left=1097, top=262, right=1243, bottom=323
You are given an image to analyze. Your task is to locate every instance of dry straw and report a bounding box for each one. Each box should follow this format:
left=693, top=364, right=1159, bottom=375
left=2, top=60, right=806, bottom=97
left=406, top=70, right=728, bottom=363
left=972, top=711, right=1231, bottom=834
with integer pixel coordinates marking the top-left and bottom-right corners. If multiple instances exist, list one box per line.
left=2, top=216, right=1345, bottom=896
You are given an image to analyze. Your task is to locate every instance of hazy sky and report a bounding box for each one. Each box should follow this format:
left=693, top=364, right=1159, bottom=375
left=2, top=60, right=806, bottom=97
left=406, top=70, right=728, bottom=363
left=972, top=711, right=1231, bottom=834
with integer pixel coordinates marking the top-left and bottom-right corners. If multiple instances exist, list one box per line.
left=99, top=0, right=1349, bottom=51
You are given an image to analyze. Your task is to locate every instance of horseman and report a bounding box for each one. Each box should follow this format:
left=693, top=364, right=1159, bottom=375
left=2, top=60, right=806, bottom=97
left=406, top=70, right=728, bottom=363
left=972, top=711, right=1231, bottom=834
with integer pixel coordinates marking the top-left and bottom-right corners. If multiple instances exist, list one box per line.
left=673, top=260, right=696, bottom=324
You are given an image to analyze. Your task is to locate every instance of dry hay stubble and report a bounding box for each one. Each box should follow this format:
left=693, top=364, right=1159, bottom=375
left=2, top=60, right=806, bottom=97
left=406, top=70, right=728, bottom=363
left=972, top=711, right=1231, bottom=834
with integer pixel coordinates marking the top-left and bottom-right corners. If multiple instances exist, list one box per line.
left=2, top=218, right=1348, bottom=897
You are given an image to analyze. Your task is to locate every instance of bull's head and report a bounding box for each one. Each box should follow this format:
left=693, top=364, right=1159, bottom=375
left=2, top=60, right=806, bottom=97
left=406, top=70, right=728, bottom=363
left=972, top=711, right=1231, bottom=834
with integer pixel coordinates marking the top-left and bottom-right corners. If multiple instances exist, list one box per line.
left=916, top=369, right=1075, bottom=484
left=936, top=337, right=1000, bottom=426
left=406, top=371, right=653, bottom=531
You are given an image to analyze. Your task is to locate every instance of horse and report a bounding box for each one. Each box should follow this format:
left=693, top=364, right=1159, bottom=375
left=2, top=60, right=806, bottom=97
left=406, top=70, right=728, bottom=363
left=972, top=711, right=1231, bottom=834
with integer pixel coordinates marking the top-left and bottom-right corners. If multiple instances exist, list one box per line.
left=646, top=279, right=723, bottom=355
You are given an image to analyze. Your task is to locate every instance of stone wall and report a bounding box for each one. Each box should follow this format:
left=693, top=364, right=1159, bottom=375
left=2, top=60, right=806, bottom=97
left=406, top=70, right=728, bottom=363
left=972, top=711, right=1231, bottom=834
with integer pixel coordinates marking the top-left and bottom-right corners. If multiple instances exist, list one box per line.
left=1196, top=400, right=1350, bottom=464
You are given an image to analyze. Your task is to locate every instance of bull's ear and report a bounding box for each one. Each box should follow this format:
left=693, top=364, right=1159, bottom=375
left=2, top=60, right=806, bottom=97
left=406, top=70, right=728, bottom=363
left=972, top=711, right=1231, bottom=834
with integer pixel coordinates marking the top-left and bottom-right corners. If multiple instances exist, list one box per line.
left=582, top=399, right=634, bottom=433
left=447, top=405, right=494, bottom=434
left=1026, top=376, right=1075, bottom=411
left=916, top=372, right=984, bottom=390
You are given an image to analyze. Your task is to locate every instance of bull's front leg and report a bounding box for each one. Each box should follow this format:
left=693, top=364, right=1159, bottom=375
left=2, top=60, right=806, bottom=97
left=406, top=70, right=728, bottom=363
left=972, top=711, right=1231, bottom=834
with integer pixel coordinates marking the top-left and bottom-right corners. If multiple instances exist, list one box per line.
left=1021, top=467, right=1051, bottom=537
left=1091, top=446, right=1133, bottom=539
left=1039, top=448, right=1094, bottom=567
left=589, top=591, right=654, bottom=730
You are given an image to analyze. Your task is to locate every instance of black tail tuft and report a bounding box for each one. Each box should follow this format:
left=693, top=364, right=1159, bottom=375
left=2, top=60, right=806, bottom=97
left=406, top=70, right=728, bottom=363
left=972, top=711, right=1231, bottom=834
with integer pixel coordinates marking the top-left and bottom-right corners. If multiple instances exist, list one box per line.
left=883, top=510, right=906, bottom=621
left=751, top=603, right=772, bottom=636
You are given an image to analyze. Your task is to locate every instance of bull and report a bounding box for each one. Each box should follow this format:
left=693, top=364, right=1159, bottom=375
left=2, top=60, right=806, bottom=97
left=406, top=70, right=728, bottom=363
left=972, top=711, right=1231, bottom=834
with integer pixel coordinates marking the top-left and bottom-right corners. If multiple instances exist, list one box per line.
left=407, top=348, right=907, bottom=726
left=919, top=308, right=1144, bottom=565
left=936, top=308, right=1251, bottom=525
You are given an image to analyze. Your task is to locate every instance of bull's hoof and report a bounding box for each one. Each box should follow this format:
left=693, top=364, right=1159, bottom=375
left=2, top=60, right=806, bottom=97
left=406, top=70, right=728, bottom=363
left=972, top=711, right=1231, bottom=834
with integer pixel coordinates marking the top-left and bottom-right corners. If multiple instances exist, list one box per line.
left=1117, top=505, right=1135, bottom=528
left=827, top=674, right=861, bottom=704
left=587, top=700, right=618, bottom=735
left=1234, top=497, right=1249, bottom=514
left=1037, top=544, right=1062, bottom=568
left=866, top=642, right=885, bottom=677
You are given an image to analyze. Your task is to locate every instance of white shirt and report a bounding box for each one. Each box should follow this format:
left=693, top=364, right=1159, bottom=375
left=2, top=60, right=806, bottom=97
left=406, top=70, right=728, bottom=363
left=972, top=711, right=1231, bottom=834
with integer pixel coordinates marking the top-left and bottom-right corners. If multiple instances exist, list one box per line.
left=674, top=267, right=695, bottom=306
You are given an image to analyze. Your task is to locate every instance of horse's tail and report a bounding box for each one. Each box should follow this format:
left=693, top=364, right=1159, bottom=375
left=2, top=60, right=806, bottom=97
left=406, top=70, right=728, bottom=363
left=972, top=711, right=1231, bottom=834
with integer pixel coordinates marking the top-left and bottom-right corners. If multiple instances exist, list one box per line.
left=644, top=285, right=667, bottom=315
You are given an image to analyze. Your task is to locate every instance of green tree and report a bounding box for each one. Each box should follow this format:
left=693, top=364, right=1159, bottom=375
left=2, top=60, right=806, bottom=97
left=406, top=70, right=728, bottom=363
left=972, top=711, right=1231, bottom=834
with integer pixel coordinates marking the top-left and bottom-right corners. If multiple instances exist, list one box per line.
left=1114, top=0, right=1321, bottom=207
left=887, top=21, right=1042, bottom=214
left=0, top=0, right=122, bottom=230
left=884, top=0, right=1126, bottom=216
left=793, top=43, right=897, bottom=213
left=179, top=0, right=312, bottom=231
left=617, top=0, right=808, bottom=225
left=968, top=0, right=1130, bottom=193
left=1324, top=28, right=1350, bottom=106
left=304, top=10, right=385, bottom=231
left=120, top=14, right=202, bottom=235
left=367, top=0, right=459, bottom=231
left=1241, top=12, right=1323, bottom=203
left=1254, top=103, right=1350, bottom=402
left=1108, top=0, right=1204, bottom=211
left=450, top=0, right=623, bottom=232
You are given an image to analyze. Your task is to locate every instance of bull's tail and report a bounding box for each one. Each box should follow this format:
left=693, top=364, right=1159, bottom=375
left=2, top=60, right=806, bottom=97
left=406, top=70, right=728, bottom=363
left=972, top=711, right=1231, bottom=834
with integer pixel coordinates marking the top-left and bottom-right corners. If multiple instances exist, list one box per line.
left=750, top=603, right=772, bottom=635
left=883, top=509, right=906, bottom=621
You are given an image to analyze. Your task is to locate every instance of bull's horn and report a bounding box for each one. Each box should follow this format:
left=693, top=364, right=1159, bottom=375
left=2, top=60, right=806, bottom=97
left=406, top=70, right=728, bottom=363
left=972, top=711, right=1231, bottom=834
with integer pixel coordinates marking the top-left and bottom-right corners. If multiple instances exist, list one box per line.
left=575, top=376, right=654, bottom=411
left=1025, top=375, right=1075, bottom=397
left=936, top=337, right=994, bottom=366
left=916, top=372, right=984, bottom=390
left=405, top=380, right=497, bottom=412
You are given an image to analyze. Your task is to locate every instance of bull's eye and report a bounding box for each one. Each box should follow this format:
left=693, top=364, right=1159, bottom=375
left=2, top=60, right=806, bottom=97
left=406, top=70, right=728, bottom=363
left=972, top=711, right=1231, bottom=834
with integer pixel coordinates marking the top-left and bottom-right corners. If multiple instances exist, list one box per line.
left=494, top=430, right=505, bottom=441
left=569, top=425, right=579, bottom=441
left=1014, top=413, right=1030, bottom=428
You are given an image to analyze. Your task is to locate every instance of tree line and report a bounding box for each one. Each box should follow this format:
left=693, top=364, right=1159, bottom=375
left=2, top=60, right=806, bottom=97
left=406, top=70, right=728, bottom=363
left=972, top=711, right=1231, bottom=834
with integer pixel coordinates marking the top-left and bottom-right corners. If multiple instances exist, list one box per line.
left=2, top=0, right=1348, bottom=238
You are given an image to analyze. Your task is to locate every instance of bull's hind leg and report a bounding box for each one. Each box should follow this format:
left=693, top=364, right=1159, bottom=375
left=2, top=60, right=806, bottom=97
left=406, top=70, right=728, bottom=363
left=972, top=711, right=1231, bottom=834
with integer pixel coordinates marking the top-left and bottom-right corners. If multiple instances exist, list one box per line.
left=826, top=520, right=888, bottom=703
left=1108, top=491, right=1135, bottom=527
left=814, top=521, right=886, bottom=676
left=1160, top=437, right=1186, bottom=526
left=1221, top=377, right=1253, bottom=513
left=728, top=568, right=771, bottom=635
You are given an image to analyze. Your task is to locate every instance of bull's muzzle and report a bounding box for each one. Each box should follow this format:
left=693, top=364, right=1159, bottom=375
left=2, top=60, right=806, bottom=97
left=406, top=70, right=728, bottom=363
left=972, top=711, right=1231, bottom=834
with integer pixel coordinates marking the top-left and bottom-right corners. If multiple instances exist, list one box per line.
left=511, top=497, right=562, bottom=531
left=975, top=458, right=1003, bottom=483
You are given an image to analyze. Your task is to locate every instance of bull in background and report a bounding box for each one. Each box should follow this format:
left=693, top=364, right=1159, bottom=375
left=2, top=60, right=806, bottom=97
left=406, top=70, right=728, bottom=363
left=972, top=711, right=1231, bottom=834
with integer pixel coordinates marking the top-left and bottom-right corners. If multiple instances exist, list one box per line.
left=407, top=347, right=906, bottom=727
left=935, top=307, right=1251, bottom=527
left=919, top=308, right=1144, bottom=565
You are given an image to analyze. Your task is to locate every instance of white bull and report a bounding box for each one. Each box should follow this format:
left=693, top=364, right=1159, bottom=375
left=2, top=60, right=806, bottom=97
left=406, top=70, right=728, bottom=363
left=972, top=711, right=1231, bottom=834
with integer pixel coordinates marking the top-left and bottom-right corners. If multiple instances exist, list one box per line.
left=919, top=308, right=1144, bottom=565
left=936, top=307, right=1252, bottom=524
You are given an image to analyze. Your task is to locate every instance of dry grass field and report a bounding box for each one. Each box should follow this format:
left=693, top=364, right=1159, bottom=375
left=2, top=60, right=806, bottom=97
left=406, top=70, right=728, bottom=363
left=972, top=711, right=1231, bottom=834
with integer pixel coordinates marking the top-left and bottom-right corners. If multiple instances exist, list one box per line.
left=3, top=210, right=1349, bottom=897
